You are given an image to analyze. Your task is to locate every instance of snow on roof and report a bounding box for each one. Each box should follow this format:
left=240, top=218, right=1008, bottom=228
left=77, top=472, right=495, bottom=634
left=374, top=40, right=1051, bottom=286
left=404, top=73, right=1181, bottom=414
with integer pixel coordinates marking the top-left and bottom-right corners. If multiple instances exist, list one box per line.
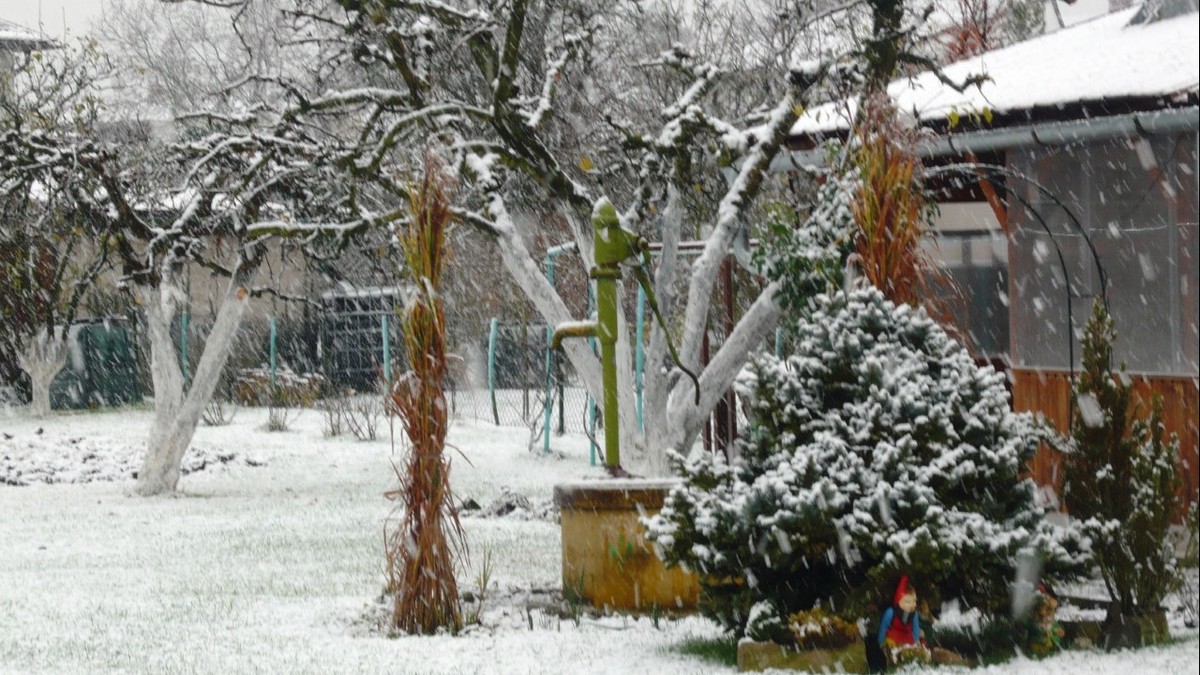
left=0, top=18, right=55, bottom=51
left=791, top=5, right=1200, bottom=136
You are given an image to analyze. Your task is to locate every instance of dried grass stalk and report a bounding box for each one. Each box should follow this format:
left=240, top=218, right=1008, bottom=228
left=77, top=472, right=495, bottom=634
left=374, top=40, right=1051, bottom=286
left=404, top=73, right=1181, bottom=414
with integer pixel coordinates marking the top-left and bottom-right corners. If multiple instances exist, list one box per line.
left=384, top=153, right=465, bottom=635
left=851, top=96, right=957, bottom=324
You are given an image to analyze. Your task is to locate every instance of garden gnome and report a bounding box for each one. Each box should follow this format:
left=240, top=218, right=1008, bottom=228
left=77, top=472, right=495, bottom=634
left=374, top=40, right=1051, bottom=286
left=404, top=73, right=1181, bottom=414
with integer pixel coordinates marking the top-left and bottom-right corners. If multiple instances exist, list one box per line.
left=1027, top=583, right=1066, bottom=655
left=879, top=575, right=922, bottom=648
left=866, top=575, right=932, bottom=670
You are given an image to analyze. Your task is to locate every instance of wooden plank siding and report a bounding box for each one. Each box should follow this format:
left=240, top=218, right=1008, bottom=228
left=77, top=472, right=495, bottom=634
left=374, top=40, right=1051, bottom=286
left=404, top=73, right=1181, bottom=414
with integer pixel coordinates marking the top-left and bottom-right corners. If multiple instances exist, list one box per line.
left=1012, top=368, right=1200, bottom=515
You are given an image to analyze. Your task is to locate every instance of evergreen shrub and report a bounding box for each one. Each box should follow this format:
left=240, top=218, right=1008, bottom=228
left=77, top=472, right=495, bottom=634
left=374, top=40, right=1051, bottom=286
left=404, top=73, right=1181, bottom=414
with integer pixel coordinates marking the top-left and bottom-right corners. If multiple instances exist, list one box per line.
left=1060, top=301, right=1181, bottom=621
left=644, top=287, right=1088, bottom=635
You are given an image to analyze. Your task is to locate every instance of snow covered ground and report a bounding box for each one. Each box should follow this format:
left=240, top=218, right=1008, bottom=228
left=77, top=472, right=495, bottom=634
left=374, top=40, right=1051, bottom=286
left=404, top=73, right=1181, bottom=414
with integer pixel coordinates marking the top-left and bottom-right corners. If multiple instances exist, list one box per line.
left=1, top=405, right=1197, bottom=674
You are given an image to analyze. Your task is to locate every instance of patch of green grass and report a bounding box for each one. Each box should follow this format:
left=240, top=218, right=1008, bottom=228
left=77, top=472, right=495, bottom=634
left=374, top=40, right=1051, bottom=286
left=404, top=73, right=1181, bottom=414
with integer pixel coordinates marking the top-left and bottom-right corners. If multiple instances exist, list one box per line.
left=928, top=620, right=1020, bottom=665
left=673, top=635, right=739, bottom=667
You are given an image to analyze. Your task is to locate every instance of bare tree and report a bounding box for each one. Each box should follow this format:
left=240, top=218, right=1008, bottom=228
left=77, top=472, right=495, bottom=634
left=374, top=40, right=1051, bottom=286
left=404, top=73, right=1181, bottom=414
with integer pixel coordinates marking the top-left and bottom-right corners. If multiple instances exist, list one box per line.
left=203, top=0, right=831, bottom=475
left=335, top=0, right=966, bottom=474
left=157, top=0, right=983, bottom=478
left=96, top=0, right=319, bottom=119
left=0, top=41, right=115, bottom=417
left=1, top=6, right=376, bottom=494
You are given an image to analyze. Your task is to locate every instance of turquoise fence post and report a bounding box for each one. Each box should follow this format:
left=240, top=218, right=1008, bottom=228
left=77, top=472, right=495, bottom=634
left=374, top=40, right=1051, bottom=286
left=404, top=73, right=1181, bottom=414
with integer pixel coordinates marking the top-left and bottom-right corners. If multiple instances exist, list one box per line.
left=542, top=331, right=554, bottom=454
left=381, top=314, right=391, bottom=387
left=635, top=285, right=645, bottom=432
left=488, top=317, right=500, bottom=426
left=269, top=316, right=277, bottom=388
left=541, top=243, right=577, bottom=455
left=542, top=254, right=556, bottom=454
left=775, top=326, right=783, bottom=357
left=180, top=308, right=190, bottom=389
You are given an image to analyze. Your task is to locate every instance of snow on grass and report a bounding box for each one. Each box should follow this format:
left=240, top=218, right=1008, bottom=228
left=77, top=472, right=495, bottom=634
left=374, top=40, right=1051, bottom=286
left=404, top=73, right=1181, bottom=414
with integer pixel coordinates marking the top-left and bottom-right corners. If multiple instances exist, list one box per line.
left=1, top=423, right=262, bottom=486
left=0, top=404, right=1197, bottom=674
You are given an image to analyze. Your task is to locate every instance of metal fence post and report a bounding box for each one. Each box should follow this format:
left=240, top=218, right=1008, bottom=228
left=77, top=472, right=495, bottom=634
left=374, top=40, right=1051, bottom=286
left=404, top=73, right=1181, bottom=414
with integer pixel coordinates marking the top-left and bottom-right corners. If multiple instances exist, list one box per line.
left=381, top=314, right=391, bottom=387
left=487, top=317, right=500, bottom=425
left=269, top=316, right=277, bottom=388
left=180, top=308, right=190, bottom=389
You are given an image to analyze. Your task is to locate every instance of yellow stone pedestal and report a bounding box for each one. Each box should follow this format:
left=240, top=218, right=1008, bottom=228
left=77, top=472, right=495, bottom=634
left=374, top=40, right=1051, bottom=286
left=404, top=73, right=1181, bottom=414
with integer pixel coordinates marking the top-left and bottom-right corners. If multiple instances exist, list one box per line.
left=554, top=479, right=699, bottom=612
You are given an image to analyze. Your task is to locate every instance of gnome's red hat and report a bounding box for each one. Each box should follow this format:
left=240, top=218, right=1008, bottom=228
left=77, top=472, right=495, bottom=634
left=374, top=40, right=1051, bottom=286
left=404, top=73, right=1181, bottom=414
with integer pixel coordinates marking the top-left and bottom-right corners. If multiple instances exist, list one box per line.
left=893, top=575, right=912, bottom=606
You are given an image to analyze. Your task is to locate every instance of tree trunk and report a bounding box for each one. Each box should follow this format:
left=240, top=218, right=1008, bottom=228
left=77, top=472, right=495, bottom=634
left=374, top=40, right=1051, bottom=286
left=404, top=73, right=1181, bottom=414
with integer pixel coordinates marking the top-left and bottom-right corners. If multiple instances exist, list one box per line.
left=135, top=269, right=253, bottom=496
left=17, top=329, right=69, bottom=418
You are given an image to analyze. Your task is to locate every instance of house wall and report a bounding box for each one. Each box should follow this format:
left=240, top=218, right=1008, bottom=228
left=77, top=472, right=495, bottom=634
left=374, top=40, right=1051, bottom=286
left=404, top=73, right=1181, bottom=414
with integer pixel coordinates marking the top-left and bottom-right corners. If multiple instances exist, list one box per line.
left=1013, top=368, right=1200, bottom=514
left=1006, top=130, right=1199, bottom=510
left=1007, top=133, right=1198, bottom=376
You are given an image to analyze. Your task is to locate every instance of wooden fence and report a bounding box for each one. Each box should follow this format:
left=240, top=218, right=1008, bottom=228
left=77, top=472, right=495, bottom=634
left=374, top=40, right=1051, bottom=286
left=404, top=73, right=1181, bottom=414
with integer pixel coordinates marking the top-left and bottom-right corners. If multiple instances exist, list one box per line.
left=1012, top=368, right=1200, bottom=513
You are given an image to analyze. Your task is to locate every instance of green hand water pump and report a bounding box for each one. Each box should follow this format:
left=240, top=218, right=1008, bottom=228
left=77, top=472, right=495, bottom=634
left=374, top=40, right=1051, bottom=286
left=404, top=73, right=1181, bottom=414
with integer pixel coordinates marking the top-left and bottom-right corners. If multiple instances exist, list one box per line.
left=551, top=199, right=699, bottom=472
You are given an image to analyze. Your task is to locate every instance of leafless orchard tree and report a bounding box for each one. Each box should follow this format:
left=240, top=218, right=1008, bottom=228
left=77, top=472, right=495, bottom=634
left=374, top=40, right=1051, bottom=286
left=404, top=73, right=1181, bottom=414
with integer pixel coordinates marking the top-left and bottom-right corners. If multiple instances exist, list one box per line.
left=0, top=41, right=115, bottom=417
left=209, top=0, right=863, bottom=476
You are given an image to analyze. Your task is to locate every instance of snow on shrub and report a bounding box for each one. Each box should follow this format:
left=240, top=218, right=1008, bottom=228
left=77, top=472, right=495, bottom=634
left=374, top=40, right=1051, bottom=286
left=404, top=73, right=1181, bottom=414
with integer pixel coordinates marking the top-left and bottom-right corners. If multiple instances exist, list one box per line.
left=644, top=287, right=1088, bottom=635
left=753, top=164, right=856, bottom=322
left=1059, top=301, right=1181, bottom=620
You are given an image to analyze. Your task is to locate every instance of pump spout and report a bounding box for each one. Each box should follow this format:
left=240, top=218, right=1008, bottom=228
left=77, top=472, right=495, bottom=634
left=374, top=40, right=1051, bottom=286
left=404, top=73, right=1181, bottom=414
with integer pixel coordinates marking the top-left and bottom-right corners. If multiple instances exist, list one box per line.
left=551, top=320, right=598, bottom=350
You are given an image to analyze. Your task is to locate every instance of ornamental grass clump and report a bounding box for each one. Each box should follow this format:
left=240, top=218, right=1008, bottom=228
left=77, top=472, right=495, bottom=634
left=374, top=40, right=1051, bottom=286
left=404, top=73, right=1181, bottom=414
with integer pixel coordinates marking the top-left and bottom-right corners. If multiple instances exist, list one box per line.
left=851, top=97, right=948, bottom=318
left=1060, top=301, right=1181, bottom=632
left=645, top=287, right=1088, bottom=636
left=385, top=156, right=466, bottom=635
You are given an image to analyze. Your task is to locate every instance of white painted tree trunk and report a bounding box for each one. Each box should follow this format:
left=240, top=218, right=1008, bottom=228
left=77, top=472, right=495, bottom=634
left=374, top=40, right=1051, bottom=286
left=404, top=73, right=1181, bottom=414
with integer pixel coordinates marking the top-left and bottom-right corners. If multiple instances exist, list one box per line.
left=135, top=268, right=253, bottom=496
left=17, top=328, right=69, bottom=418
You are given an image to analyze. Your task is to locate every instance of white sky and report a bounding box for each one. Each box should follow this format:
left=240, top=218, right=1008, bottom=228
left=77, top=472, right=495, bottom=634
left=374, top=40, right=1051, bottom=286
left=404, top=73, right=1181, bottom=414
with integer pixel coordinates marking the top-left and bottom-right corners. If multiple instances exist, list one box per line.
left=0, top=0, right=1118, bottom=43
left=0, top=0, right=107, bottom=40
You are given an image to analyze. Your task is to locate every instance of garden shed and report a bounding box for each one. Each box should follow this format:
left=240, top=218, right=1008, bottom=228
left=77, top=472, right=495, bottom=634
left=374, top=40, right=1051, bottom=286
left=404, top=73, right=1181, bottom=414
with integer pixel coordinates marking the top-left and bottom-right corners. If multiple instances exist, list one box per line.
left=786, top=0, right=1199, bottom=506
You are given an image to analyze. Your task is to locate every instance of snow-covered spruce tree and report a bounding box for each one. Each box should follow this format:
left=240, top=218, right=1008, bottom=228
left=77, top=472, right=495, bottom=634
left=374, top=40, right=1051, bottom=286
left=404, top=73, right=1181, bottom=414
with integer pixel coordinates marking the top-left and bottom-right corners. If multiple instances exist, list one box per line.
left=1060, top=301, right=1180, bottom=625
left=644, top=287, right=1088, bottom=636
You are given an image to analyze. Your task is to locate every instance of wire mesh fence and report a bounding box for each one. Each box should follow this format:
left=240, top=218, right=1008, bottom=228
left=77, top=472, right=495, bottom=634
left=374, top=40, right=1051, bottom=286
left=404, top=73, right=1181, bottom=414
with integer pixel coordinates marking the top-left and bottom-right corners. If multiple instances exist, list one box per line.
left=446, top=385, right=594, bottom=435
left=156, top=309, right=600, bottom=440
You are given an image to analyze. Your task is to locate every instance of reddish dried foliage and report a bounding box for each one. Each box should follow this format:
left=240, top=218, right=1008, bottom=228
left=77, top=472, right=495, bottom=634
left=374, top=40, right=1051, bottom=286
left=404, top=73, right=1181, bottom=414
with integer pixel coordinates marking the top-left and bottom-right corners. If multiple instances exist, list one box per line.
left=384, top=155, right=465, bottom=634
left=851, top=98, right=959, bottom=328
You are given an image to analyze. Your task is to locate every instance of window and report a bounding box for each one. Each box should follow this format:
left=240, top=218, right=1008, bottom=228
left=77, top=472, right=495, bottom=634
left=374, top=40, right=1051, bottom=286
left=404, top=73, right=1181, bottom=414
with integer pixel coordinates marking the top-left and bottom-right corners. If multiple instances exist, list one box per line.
left=1008, top=133, right=1198, bottom=375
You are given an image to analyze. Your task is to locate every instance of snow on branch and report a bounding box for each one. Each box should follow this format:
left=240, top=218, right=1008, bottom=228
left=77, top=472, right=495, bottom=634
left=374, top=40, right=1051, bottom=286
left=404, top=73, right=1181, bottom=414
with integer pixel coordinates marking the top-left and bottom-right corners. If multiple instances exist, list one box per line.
left=297, top=87, right=424, bottom=114
left=678, top=95, right=800, bottom=365
left=450, top=206, right=503, bottom=238
left=520, top=27, right=596, bottom=130
left=656, top=44, right=723, bottom=121
left=244, top=216, right=384, bottom=239
left=493, top=0, right=531, bottom=111
left=387, top=0, right=494, bottom=27
left=358, top=102, right=494, bottom=172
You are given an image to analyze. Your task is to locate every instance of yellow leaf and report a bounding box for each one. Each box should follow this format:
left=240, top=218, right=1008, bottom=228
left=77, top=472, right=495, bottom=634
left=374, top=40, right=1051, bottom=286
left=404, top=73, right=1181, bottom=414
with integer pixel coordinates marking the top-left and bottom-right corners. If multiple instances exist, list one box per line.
left=982, top=107, right=994, bottom=124
left=579, top=156, right=594, bottom=172
left=948, top=109, right=960, bottom=129
left=793, top=104, right=806, bottom=117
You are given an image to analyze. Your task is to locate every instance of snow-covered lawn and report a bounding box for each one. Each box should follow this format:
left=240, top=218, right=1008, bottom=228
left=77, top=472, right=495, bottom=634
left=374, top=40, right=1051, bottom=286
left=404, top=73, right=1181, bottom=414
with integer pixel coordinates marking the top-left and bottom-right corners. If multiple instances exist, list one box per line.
left=1, top=405, right=1197, bottom=674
